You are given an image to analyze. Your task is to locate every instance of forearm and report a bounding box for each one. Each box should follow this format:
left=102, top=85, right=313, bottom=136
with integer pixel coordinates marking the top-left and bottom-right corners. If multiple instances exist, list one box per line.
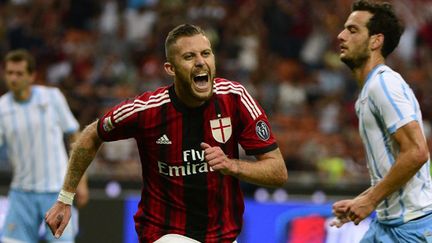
left=201, top=143, right=288, bottom=187
left=359, top=187, right=372, bottom=196
left=63, top=121, right=102, bottom=192
left=67, top=131, right=86, bottom=188
left=234, top=149, right=287, bottom=187
left=76, top=172, right=88, bottom=191
left=366, top=121, right=430, bottom=208
left=367, top=151, right=427, bottom=206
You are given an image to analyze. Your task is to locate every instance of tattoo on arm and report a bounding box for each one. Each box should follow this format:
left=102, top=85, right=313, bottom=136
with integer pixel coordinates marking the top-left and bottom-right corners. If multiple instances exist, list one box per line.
left=66, top=148, right=95, bottom=189
left=63, top=121, right=102, bottom=191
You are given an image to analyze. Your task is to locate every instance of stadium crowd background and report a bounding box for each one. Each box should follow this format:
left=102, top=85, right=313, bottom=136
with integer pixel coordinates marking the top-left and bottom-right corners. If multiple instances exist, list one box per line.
left=0, top=0, right=431, bottom=193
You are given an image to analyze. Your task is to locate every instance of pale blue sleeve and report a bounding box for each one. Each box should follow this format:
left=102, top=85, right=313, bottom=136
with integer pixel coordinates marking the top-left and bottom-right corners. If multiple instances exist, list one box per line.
left=0, top=109, right=5, bottom=146
left=0, top=121, right=3, bottom=146
left=51, top=88, right=79, bottom=134
left=369, top=72, right=417, bottom=134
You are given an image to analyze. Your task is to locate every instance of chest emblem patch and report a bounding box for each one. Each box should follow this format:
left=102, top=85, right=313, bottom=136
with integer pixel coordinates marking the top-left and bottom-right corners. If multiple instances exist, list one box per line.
left=210, top=117, right=232, bottom=143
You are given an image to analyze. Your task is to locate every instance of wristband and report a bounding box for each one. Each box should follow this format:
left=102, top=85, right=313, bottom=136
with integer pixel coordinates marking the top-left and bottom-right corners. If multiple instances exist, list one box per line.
left=57, top=189, right=76, bottom=205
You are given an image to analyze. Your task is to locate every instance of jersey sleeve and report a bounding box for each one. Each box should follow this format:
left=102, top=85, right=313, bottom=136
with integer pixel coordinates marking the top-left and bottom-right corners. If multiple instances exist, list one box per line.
left=369, top=71, right=418, bottom=134
left=0, top=119, right=3, bottom=146
left=52, top=88, right=79, bottom=134
left=97, top=98, right=140, bottom=141
left=235, top=85, right=278, bottom=155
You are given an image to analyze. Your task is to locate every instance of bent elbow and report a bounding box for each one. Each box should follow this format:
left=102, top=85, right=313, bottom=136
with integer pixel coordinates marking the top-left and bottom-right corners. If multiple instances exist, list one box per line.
left=282, top=169, right=288, bottom=184
left=413, top=146, right=430, bottom=166
left=274, top=167, right=288, bottom=187
left=418, top=151, right=430, bottom=166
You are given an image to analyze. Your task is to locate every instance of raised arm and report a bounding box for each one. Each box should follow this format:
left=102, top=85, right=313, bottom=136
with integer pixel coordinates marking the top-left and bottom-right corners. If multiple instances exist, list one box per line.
left=45, top=120, right=103, bottom=238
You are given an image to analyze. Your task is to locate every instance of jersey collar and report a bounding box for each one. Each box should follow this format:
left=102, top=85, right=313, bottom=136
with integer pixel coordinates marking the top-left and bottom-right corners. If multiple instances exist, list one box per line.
left=169, top=85, right=211, bottom=114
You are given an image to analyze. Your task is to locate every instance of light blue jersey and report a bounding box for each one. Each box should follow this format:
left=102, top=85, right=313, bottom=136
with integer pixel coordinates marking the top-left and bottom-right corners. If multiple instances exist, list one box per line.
left=355, top=64, right=432, bottom=225
left=0, top=85, right=79, bottom=192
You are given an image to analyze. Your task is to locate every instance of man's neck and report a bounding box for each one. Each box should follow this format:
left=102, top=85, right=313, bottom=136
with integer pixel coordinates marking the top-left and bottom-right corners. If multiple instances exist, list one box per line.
left=174, top=84, right=206, bottom=108
left=13, top=87, right=32, bottom=102
left=353, top=55, right=385, bottom=87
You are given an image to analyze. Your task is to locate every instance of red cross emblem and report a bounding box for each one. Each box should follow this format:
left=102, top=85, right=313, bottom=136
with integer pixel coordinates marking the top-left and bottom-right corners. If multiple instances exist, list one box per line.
left=210, top=117, right=232, bottom=143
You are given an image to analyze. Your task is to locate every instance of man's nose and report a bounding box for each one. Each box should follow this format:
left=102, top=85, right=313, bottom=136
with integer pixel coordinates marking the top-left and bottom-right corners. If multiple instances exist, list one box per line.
left=195, top=56, right=205, bottom=67
left=337, top=30, right=346, bottom=42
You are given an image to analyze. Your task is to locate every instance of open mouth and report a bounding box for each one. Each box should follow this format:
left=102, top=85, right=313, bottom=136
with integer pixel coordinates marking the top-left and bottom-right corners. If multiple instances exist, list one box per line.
left=193, top=73, right=209, bottom=89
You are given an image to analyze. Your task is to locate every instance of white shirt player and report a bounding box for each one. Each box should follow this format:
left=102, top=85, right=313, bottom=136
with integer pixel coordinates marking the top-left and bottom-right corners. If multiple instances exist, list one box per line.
left=355, top=64, right=432, bottom=224
left=0, top=85, right=79, bottom=192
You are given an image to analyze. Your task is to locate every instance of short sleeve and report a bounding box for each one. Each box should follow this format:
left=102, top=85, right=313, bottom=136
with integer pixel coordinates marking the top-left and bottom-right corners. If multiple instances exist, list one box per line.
left=0, top=122, right=3, bottom=146
left=97, top=98, right=140, bottom=141
left=51, top=88, right=79, bottom=134
left=234, top=84, right=278, bottom=155
left=369, top=72, right=417, bottom=134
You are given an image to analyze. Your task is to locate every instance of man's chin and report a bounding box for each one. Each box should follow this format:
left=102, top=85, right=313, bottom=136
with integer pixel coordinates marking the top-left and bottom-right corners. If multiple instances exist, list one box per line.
left=340, top=57, right=355, bottom=69
left=194, top=90, right=212, bottom=101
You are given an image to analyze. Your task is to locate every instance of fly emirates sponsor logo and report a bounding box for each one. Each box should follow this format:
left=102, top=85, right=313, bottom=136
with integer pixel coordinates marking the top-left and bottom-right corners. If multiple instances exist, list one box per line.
left=158, top=149, right=214, bottom=176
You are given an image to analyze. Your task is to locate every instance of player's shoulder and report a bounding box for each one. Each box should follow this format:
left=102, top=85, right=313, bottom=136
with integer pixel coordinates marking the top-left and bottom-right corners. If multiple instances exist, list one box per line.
left=134, top=85, right=170, bottom=102
left=376, top=65, right=404, bottom=82
left=122, top=85, right=171, bottom=112
left=33, top=84, right=55, bottom=91
left=368, top=65, right=405, bottom=91
left=32, top=85, right=62, bottom=96
left=0, top=92, right=11, bottom=107
left=109, top=85, right=171, bottom=117
left=214, top=77, right=242, bottom=86
left=214, top=77, right=247, bottom=95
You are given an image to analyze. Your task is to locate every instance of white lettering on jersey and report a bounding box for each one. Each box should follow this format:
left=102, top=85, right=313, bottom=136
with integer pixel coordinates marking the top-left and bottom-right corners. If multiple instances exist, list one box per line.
left=158, top=149, right=213, bottom=176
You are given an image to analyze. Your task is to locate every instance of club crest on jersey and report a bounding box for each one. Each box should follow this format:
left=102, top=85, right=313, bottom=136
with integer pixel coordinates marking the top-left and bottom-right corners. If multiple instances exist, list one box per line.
left=210, top=117, right=232, bottom=143
left=256, top=120, right=270, bottom=141
left=102, top=117, right=115, bottom=132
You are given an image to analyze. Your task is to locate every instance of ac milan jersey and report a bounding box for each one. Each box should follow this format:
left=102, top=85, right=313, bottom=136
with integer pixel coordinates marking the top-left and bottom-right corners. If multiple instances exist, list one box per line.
left=97, top=78, right=278, bottom=242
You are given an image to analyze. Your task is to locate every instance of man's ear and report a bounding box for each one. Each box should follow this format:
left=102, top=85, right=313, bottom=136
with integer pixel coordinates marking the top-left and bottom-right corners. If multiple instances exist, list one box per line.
left=164, top=62, right=175, bottom=76
left=370, top=33, right=384, bottom=51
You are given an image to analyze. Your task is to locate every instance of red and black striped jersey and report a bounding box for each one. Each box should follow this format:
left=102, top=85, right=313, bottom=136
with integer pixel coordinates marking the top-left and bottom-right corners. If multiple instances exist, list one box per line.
left=97, top=78, right=278, bottom=242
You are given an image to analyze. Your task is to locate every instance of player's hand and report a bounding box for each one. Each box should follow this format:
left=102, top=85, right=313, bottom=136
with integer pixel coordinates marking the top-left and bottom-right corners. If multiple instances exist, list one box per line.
left=45, top=201, right=72, bottom=238
left=329, top=216, right=350, bottom=228
left=330, top=199, right=351, bottom=228
left=346, top=194, right=375, bottom=225
left=201, top=142, right=239, bottom=176
left=332, top=199, right=351, bottom=217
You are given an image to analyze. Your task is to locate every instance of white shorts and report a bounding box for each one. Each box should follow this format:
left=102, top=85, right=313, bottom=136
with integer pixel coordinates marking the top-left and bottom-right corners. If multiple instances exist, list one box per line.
left=154, top=234, right=238, bottom=243
left=154, top=234, right=200, bottom=243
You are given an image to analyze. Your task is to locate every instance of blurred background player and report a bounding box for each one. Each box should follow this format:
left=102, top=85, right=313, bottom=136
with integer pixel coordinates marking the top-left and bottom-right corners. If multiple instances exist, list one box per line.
left=331, top=1, right=432, bottom=242
left=45, top=24, right=287, bottom=242
left=0, top=49, right=89, bottom=243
